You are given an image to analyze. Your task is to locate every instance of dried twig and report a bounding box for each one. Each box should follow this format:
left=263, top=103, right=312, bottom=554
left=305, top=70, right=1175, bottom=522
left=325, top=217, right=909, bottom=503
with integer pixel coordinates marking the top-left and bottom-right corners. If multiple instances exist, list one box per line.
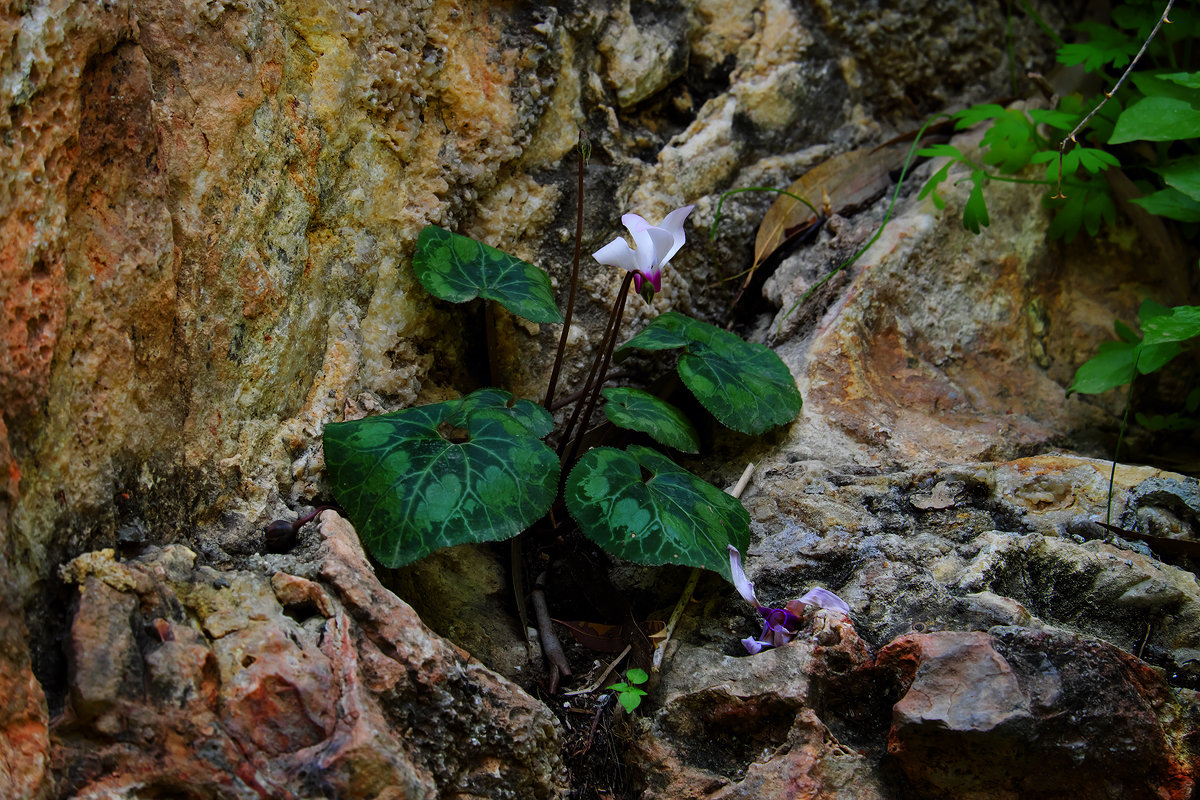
left=564, top=645, right=632, bottom=696
left=533, top=572, right=572, bottom=693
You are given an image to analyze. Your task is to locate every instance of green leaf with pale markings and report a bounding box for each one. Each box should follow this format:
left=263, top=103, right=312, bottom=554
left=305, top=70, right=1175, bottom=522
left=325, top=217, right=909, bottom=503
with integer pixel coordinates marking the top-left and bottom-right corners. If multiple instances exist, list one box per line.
left=323, top=388, right=559, bottom=567
left=565, top=446, right=750, bottom=580
left=615, top=312, right=802, bottom=435
left=602, top=387, right=700, bottom=453
left=413, top=225, right=562, bottom=324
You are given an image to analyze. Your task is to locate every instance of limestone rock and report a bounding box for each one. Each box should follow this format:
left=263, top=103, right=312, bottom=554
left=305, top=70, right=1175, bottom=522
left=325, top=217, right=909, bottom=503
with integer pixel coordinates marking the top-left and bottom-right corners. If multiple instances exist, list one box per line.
left=1, top=0, right=1191, bottom=795
left=0, top=566, right=48, bottom=799
left=879, top=628, right=1193, bottom=799
left=53, top=512, right=565, bottom=799
left=629, top=610, right=884, bottom=799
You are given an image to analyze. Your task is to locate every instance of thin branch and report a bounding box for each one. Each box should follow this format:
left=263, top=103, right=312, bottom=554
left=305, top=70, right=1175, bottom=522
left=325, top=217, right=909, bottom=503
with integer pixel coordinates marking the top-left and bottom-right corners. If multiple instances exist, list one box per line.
left=1055, top=0, right=1175, bottom=198
left=563, top=645, right=631, bottom=696
left=544, top=131, right=589, bottom=409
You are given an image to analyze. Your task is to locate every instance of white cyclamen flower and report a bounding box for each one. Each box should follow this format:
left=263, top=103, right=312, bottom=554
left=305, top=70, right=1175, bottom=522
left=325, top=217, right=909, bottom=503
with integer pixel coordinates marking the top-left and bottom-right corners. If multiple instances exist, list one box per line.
left=592, top=204, right=694, bottom=300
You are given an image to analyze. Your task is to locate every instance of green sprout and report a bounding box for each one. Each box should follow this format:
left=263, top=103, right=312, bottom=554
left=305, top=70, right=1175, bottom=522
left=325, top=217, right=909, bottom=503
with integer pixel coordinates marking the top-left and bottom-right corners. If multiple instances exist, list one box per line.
left=607, top=668, right=649, bottom=713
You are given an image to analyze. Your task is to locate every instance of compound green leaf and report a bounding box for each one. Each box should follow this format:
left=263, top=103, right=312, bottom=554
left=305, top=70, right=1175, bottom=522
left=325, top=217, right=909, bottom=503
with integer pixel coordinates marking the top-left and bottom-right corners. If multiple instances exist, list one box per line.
left=565, top=445, right=750, bottom=580
left=602, top=387, right=700, bottom=454
left=323, top=388, right=560, bottom=567
left=962, top=170, right=991, bottom=233
left=1058, top=22, right=1138, bottom=71
left=979, top=111, right=1039, bottom=173
left=952, top=104, right=1008, bottom=130
left=413, top=225, right=562, bottom=324
left=918, top=160, right=954, bottom=210
left=615, top=312, right=802, bottom=435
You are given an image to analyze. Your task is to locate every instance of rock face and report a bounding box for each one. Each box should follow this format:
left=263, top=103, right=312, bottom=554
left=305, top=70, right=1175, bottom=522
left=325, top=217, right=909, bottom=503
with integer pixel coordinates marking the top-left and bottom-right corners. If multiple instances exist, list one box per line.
left=53, top=511, right=564, bottom=799
left=3, top=0, right=1197, bottom=797
left=629, top=609, right=886, bottom=799
left=880, top=628, right=1193, bottom=799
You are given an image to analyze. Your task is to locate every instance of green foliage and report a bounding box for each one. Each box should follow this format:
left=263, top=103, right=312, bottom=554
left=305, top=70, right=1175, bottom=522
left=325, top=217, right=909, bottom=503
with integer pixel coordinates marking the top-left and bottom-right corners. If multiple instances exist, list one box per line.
left=1070, top=300, right=1195, bottom=395
left=917, top=2, right=1200, bottom=513
left=1110, top=95, right=1200, bottom=144
left=412, top=225, right=563, bottom=324
left=1132, top=188, right=1200, bottom=222
left=322, top=388, right=560, bottom=567
left=615, top=312, right=803, bottom=435
left=564, top=445, right=751, bottom=581
left=916, top=3, right=1200, bottom=242
left=326, top=173, right=802, bottom=584
left=1057, top=21, right=1140, bottom=71
left=602, top=387, right=701, bottom=454
left=608, top=668, right=649, bottom=713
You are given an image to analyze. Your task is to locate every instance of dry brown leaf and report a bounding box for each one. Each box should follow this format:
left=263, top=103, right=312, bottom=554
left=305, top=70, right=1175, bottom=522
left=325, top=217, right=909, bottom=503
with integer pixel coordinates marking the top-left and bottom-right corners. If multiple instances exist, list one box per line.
left=751, top=145, right=910, bottom=284
left=553, top=619, right=666, bottom=653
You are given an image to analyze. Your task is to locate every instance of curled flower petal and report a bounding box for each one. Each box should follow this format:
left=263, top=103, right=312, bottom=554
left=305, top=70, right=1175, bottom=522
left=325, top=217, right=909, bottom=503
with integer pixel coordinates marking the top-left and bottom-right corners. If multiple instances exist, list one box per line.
left=594, top=204, right=694, bottom=299
left=741, top=636, right=772, bottom=655
left=798, top=587, right=851, bottom=616
left=728, top=545, right=760, bottom=608
left=655, top=204, right=694, bottom=267
left=592, top=238, right=640, bottom=272
left=621, top=212, right=653, bottom=235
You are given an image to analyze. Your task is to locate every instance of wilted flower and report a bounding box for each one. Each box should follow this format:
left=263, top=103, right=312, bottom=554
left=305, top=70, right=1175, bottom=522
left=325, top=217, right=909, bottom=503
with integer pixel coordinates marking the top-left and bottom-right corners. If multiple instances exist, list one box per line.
left=728, top=545, right=850, bottom=655
left=592, top=204, right=694, bottom=302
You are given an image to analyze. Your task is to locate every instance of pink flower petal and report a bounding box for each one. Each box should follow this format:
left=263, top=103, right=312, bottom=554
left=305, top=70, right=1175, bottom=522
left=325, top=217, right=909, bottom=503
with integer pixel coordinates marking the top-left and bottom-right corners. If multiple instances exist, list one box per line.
left=798, top=587, right=851, bottom=616
left=727, top=545, right=759, bottom=608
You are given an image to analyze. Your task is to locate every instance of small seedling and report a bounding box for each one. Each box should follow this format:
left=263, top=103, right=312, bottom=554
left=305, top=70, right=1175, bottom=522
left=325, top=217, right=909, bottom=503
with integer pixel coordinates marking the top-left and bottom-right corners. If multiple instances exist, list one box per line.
left=607, top=668, right=649, bottom=713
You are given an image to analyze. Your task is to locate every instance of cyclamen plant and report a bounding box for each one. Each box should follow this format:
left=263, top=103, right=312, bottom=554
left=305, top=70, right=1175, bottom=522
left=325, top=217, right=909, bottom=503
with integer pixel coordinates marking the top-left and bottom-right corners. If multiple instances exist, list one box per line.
left=320, top=142, right=808, bottom=656
left=728, top=546, right=850, bottom=654
left=593, top=206, right=694, bottom=302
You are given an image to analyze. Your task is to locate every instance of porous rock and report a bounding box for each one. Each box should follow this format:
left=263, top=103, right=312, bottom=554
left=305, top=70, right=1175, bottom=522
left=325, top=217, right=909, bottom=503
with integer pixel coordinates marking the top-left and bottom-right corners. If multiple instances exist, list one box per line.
left=1, top=0, right=1188, bottom=795
left=52, top=511, right=565, bottom=799
left=629, top=609, right=884, bottom=799
left=878, top=628, right=1193, bottom=799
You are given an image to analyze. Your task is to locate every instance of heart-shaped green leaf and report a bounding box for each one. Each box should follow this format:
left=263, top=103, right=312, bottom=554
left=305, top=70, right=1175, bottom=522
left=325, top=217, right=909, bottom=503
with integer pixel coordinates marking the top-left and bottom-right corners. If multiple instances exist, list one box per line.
left=615, top=312, right=802, bottom=434
left=413, top=225, right=563, bottom=324
left=565, top=445, right=750, bottom=580
left=602, top=387, right=700, bottom=453
left=323, top=388, right=560, bottom=567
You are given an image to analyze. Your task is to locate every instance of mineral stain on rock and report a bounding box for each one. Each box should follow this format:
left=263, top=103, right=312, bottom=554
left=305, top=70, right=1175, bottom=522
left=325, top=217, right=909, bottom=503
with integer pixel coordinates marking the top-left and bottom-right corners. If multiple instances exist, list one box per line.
left=2, top=0, right=1197, bottom=797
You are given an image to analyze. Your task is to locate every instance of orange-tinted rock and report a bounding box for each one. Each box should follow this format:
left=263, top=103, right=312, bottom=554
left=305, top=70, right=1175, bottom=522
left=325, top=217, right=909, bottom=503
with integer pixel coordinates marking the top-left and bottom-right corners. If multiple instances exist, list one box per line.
left=629, top=610, right=883, bottom=799
left=53, top=512, right=565, bottom=799
left=0, top=562, right=49, bottom=799
left=879, top=628, right=1194, bottom=800
left=776, top=153, right=1192, bottom=465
